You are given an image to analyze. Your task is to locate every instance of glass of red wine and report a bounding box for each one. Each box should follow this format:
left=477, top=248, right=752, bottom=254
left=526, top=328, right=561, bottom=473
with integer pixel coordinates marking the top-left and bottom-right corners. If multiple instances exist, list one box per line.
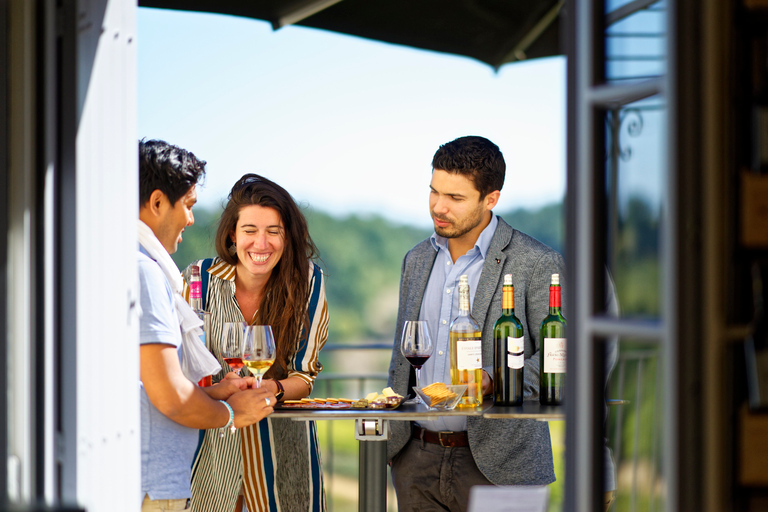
left=400, top=320, right=434, bottom=404
left=221, top=321, right=246, bottom=377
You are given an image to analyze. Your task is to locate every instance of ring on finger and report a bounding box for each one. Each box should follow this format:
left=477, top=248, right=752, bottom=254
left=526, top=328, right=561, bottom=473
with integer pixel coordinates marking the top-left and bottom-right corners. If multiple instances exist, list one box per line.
left=265, top=397, right=271, bottom=407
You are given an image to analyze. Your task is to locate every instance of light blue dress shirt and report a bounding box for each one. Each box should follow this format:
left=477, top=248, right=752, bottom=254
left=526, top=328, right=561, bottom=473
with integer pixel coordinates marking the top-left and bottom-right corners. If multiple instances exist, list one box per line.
left=416, top=214, right=498, bottom=432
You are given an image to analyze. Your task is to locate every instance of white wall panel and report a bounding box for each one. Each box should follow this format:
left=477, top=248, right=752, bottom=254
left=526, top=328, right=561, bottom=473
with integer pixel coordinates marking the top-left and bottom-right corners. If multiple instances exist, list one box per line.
left=74, top=0, right=140, bottom=509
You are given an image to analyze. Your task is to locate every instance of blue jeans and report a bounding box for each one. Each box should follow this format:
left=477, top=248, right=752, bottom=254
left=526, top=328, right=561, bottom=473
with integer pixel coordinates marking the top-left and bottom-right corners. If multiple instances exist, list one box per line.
left=391, top=437, right=493, bottom=512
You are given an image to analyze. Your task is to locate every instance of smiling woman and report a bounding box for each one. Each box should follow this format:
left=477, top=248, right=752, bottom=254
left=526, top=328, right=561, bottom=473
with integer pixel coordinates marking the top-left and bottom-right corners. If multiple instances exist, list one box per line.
left=181, top=173, right=329, bottom=512
left=230, top=205, right=286, bottom=292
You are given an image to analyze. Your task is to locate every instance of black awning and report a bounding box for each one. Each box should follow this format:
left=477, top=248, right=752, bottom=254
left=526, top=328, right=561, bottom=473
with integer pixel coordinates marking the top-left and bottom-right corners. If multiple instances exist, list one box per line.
left=138, top=0, right=564, bottom=69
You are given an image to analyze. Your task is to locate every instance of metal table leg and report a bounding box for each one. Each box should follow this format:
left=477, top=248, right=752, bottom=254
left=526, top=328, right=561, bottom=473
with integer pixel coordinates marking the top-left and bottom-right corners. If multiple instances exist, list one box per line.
left=355, top=419, right=388, bottom=512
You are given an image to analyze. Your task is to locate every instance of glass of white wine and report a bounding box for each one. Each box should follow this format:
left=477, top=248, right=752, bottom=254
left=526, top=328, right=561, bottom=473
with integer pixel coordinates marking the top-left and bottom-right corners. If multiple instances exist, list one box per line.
left=242, top=325, right=276, bottom=388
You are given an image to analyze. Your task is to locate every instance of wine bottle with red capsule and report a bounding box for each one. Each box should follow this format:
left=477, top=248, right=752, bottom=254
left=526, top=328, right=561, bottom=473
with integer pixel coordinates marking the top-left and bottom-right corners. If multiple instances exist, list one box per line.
left=540, top=273, right=566, bottom=405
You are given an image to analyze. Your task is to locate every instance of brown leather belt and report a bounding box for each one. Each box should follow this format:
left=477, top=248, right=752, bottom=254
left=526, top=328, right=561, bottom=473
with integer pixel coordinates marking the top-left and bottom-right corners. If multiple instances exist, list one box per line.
left=412, top=424, right=469, bottom=448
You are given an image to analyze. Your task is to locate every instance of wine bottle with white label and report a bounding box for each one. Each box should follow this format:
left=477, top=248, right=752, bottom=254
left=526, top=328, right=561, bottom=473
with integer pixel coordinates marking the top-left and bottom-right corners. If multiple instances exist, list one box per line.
left=493, top=274, right=524, bottom=405
left=540, top=273, right=567, bottom=405
left=450, top=275, right=483, bottom=407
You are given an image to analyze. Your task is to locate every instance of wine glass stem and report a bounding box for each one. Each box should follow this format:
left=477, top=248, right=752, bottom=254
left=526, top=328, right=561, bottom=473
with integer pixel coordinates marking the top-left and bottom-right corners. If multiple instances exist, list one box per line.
left=255, top=375, right=262, bottom=388
left=415, top=367, right=422, bottom=388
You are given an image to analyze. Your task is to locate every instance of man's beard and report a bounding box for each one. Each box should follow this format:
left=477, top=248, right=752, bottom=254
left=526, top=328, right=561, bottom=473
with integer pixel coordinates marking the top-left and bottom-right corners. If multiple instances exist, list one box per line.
left=432, top=204, right=486, bottom=239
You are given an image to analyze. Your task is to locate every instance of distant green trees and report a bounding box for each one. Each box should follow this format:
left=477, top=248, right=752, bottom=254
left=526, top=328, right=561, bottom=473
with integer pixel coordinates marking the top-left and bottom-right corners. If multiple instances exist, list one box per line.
left=612, top=196, right=661, bottom=317
left=502, top=202, right=564, bottom=255
left=172, top=194, right=660, bottom=340
left=304, top=210, right=430, bottom=342
left=172, top=207, right=221, bottom=271
left=171, top=202, right=566, bottom=343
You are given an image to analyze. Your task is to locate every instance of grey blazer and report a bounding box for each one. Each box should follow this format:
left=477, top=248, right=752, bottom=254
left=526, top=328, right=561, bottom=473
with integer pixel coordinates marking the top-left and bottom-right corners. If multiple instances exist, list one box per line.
left=386, top=216, right=565, bottom=485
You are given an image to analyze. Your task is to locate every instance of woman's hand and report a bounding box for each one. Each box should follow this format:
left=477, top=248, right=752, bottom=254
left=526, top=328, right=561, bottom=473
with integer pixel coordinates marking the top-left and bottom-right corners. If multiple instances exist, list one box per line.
left=262, top=378, right=281, bottom=396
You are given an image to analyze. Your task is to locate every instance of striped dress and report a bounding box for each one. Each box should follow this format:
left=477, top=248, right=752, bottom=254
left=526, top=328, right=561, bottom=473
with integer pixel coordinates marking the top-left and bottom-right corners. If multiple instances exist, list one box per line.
left=181, top=258, right=329, bottom=512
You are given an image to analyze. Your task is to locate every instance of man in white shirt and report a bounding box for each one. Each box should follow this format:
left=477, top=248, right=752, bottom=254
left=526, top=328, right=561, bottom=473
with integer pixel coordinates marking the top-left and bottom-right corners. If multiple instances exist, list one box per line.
left=137, top=139, right=274, bottom=511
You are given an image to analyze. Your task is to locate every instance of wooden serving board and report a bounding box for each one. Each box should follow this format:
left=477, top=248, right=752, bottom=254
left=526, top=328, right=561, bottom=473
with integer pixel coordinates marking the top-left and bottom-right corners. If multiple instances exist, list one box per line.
left=276, top=396, right=403, bottom=410
left=276, top=402, right=354, bottom=410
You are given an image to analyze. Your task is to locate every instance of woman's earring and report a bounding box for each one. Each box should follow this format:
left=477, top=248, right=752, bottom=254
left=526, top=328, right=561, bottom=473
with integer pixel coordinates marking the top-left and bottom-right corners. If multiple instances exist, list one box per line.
left=228, top=243, right=237, bottom=256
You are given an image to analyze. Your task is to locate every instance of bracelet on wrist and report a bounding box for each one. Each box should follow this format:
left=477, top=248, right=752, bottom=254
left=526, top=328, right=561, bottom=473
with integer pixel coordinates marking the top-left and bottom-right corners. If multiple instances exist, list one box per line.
left=220, top=400, right=234, bottom=430
left=274, top=379, right=285, bottom=402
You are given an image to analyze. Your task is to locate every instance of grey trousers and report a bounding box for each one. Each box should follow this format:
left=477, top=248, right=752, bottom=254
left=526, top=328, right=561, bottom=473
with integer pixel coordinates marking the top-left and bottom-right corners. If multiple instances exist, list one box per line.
left=390, top=437, right=493, bottom=512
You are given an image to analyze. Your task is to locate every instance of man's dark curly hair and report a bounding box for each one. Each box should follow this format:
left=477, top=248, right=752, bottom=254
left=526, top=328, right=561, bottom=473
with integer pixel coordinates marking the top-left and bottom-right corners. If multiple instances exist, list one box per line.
left=139, top=139, right=206, bottom=207
left=431, top=135, right=505, bottom=198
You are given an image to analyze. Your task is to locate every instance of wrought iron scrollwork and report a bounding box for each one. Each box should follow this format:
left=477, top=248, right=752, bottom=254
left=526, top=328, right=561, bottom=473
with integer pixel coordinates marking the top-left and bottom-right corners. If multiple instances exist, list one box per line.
left=606, top=108, right=644, bottom=162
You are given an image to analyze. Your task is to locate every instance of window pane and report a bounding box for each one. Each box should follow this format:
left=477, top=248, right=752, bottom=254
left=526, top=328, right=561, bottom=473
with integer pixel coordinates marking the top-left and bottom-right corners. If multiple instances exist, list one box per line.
left=604, top=0, right=667, bottom=83
left=603, top=96, right=666, bottom=319
left=604, top=338, right=666, bottom=511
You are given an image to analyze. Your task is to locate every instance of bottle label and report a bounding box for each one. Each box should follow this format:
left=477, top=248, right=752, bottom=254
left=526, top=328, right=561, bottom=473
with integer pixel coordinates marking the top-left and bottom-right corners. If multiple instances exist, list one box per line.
left=190, top=281, right=202, bottom=299
left=507, top=336, right=525, bottom=369
left=456, top=339, right=482, bottom=370
left=543, top=338, right=566, bottom=373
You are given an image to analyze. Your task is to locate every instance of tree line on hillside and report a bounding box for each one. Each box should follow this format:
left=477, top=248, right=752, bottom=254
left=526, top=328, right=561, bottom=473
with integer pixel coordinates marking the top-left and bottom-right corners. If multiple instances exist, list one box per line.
left=172, top=196, right=660, bottom=340
left=173, top=203, right=565, bottom=272
left=172, top=202, right=565, bottom=342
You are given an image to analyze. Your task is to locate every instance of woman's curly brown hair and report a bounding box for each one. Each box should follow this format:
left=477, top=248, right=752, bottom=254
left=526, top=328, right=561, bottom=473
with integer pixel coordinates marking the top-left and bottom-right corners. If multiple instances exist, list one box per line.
left=215, top=174, right=319, bottom=379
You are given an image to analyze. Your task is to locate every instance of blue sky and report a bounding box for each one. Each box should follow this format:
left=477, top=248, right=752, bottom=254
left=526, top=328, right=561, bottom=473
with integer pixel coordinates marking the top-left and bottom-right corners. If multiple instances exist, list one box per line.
left=138, top=8, right=567, bottom=228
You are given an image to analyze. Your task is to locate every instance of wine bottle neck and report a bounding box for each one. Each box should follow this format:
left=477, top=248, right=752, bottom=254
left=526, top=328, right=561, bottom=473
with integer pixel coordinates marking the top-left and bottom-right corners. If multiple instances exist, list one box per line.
left=549, top=285, right=561, bottom=313
left=458, top=283, right=471, bottom=314
left=502, top=284, right=515, bottom=314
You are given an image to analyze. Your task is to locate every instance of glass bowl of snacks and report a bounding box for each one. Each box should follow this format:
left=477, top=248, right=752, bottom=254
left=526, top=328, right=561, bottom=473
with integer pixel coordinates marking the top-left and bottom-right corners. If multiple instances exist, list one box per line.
left=413, top=383, right=467, bottom=410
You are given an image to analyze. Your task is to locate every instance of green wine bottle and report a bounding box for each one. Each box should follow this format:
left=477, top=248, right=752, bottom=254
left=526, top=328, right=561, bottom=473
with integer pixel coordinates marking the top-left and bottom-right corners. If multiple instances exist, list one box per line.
left=540, top=273, right=566, bottom=405
left=493, top=274, right=524, bottom=405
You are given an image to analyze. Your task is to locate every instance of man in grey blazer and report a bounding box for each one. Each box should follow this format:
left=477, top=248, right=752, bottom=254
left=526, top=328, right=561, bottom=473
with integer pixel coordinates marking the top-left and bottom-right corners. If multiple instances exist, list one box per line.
left=387, top=135, right=565, bottom=511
